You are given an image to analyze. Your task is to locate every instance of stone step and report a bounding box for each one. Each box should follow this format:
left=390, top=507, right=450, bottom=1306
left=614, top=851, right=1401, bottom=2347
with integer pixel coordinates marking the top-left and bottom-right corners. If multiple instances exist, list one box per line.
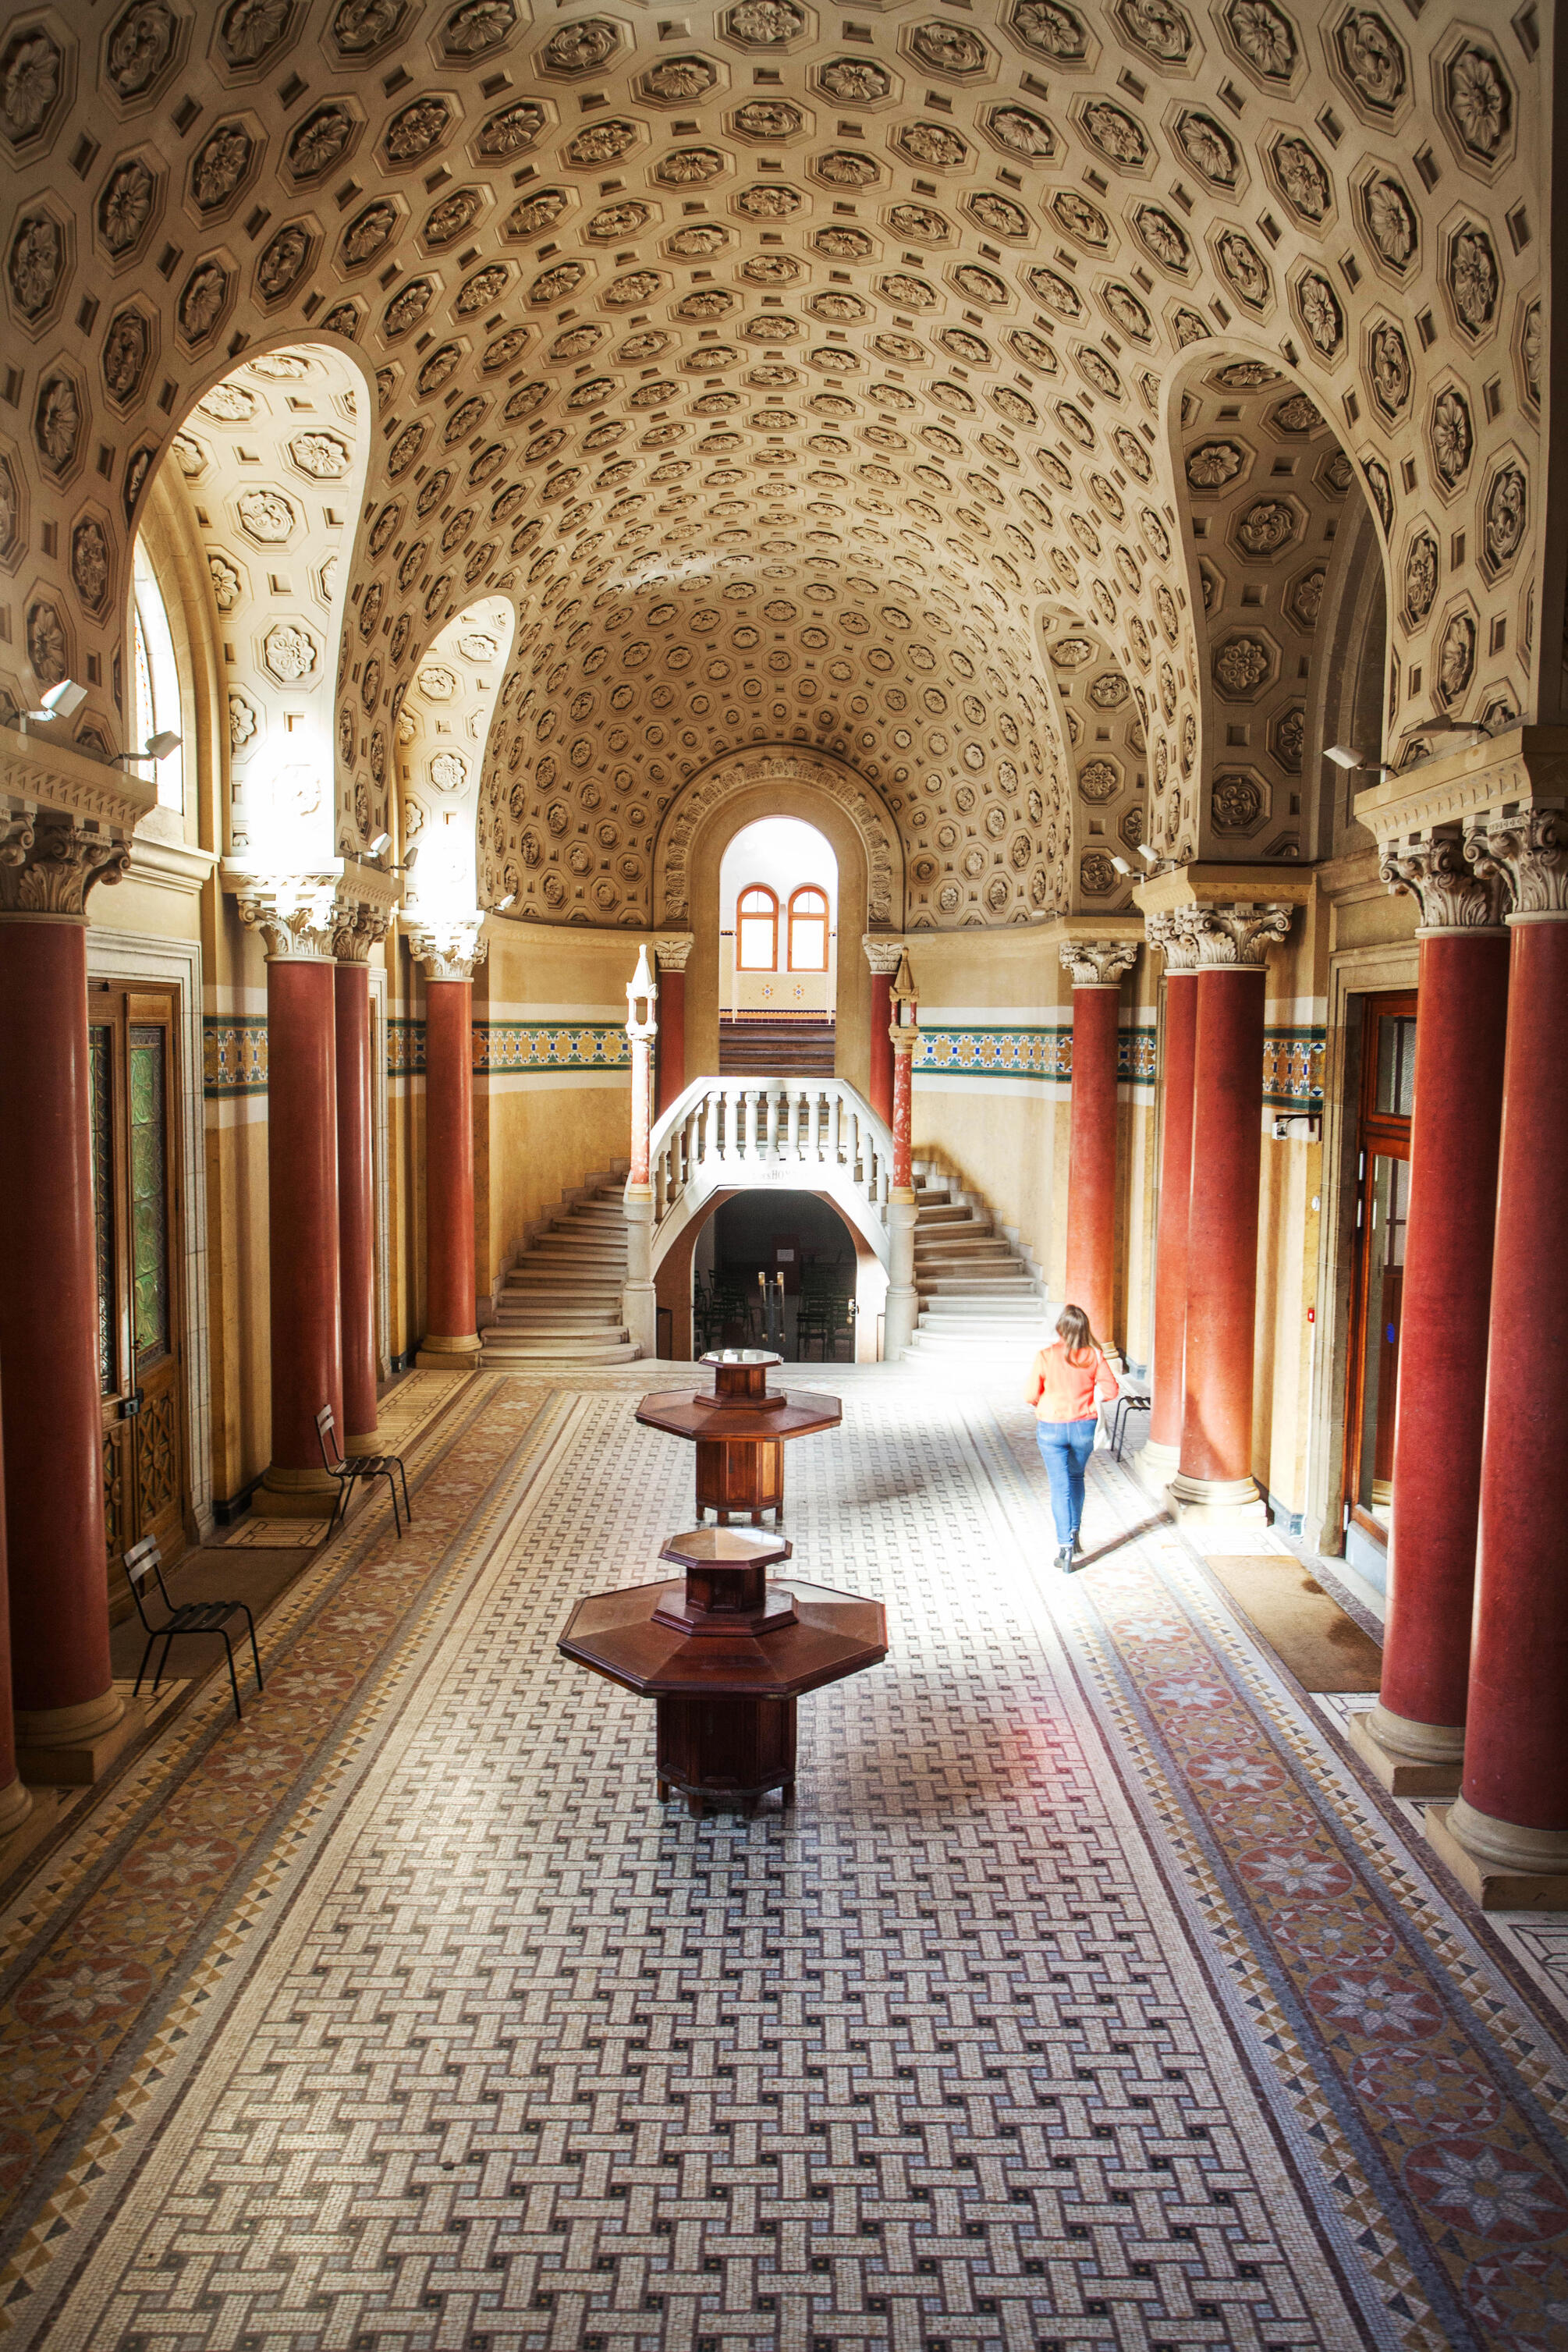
left=918, top=1297, right=1043, bottom=1318
left=481, top=1335, right=639, bottom=1364
left=506, top=1275, right=626, bottom=1297
left=917, top=1263, right=1035, bottom=1284
left=915, top=1237, right=1012, bottom=1260
left=493, top=1304, right=626, bottom=1328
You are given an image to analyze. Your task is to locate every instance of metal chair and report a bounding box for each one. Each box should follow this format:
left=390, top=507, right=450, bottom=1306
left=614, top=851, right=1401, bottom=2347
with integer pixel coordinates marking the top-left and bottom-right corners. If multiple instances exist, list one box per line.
left=122, top=1536, right=263, bottom=1722
left=315, top=1404, right=411, bottom=1539
left=1105, top=1389, right=1152, bottom=1462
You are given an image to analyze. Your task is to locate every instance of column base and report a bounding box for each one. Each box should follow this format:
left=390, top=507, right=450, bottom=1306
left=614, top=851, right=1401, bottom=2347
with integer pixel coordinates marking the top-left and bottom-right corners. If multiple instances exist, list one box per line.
left=0, top=1774, right=32, bottom=1838
left=415, top=1333, right=482, bottom=1371
left=14, top=1689, right=141, bottom=1786
left=1168, top=1470, right=1269, bottom=1524
left=1425, top=1797, right=1568, bottom=1912
left=1346, top=1704, right=1464, bottom=1797
left=254, top=1462, right=341, bottom=1519
left=1131, top=1435, right=1181, bottom=1498
left=343, top=1427, right=383, bottom=1457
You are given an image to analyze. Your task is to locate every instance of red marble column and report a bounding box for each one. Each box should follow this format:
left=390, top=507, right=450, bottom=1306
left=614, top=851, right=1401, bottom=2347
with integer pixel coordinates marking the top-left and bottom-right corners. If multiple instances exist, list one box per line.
left=1172, top=906, right=1290, bottom=1517
left=261, top=948, right=343, bottom=1503
left=1060, top=939, right=1135, bottom=1347
left=1352, top=838, right=1509, bottom=1794
left=864, top=941, right=900, bottom=1127
left=0, top=820, right=133, bottom=1774
left=0, top=1363, right=29, bottom=1836
left=333, top=948, right=379, bottom=1453
left=884, top=950, right=920, bottom=1357
left=1140, top=923, right=1198, bottom=1485
left=1439, top=814, right=1568, bottom=1890
left=655, top=937, right=689, bottom=1115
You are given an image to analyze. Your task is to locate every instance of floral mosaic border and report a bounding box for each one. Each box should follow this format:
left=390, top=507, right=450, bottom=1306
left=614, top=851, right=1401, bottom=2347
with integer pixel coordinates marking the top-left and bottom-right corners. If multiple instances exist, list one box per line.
left=916, top=1023, right=1323, bottom=1102
left=200, top=1016, right=268, bottom=1099
left=205, top=1018, right=633, bottom=1094
left=1263, top=1026, right=1327, bottom=1108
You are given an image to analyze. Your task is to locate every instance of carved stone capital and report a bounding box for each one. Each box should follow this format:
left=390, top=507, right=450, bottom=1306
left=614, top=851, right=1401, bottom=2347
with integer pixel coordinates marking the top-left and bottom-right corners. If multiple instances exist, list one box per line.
left=1059, top=938, right=1139, bottom=988
left=232, top=872, right=342, bottom=961
left=0, top=810, right=129, bottom=917
left=1381, top=827, right=1508, bottom=931
left=332, top=903, right=392, bottom=963
left=1144, top=910, right=1200, bottom=972
left=1187, top=903, right=1293, bottom=968
left=406, top=917, right=489, bottom=981
left=1464, top=806, right=1568, bottom=921
left=653, top=931, right=694, bottom=974
left=863, top=934, right=906, bottom=977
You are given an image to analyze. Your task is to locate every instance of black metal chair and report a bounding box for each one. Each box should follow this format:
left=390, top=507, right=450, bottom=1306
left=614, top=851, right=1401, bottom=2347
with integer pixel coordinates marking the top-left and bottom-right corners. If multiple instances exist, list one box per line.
left=122, top=1536, right=263, bottom=1722
left=316, top=1403, right=411, bottom=1538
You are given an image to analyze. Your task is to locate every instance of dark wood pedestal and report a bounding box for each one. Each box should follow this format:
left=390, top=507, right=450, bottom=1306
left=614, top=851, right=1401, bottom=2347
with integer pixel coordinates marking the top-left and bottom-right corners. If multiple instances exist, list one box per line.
left=695, top=1436, right=784, bottom=1524
left=655, top=1694, right=797, bottom=1816
left=558, top=1520, right=886, bottom=1818
left=637, top=1350, right=839, bottom=1529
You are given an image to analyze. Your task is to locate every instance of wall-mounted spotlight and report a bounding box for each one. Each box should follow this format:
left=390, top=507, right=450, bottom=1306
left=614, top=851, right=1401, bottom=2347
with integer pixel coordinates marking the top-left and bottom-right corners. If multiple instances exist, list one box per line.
left=18, top=678, right=88, bottom=729
left=367, top=832, right=391, bottom=857
left=1109, top=853, right=1133, bottom=877
left=111, top=729, right=181, bottom=768
left=493, top=892, right=516, bottom=912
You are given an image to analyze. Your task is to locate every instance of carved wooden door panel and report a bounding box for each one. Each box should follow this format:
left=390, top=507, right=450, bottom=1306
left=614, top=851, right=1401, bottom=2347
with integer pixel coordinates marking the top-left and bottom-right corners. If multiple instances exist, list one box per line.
left=89, top=985, right=187, bottom=1576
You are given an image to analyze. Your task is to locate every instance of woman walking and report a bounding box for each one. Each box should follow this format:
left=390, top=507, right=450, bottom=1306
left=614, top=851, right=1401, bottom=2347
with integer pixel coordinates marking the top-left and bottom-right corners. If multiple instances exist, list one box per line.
left=1027, top=1304, right=1119, bottom=1570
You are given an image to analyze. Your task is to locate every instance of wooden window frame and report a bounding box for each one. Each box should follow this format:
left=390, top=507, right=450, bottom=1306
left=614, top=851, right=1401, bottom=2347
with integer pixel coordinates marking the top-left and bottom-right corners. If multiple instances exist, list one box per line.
left=1342, top=988, right=1417, bottom=1548
left=786, top=884, right=829, bottom=973
left=736, top=882, right=779, bottom=973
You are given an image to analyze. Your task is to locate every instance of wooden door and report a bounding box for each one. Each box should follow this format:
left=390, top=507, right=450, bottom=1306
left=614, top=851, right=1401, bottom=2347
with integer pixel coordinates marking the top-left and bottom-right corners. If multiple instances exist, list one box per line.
left=89, top=985, right=187, bottom=1573
left=1343, top=991, right=1416, bottom=1548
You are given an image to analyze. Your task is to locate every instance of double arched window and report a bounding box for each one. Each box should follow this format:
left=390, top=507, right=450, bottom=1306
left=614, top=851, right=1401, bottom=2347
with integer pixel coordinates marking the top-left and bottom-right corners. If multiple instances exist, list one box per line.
left=736, top=882, right=831, bottom=973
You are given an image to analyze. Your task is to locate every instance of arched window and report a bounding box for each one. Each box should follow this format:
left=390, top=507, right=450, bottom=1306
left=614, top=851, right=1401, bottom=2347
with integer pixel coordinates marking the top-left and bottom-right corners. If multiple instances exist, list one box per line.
left=736, top=883, right=779, bottom=971
left=131, top=541, right=184, bottom=812
left=787, top=885, right=829, bottom=972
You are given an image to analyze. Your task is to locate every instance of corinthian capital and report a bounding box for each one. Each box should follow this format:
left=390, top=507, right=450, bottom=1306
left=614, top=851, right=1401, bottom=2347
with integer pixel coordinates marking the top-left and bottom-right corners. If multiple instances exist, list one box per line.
left=1060, top=938, right=1139, bottom=988
left=232, top=872, right=341, bottom=960
left=332, top=903, right=392, bottom=964
left=863, top=934, right=906, bottom=977
left=406, top=916, right=488, bottom=981
left=0, top=811, right=129, bottom=917
left=654, top=931, right=694, bottom=974
left=1144, top=911, right=1200, bottom=972
left=1382, top=827, right=1508, bottom=931
left=1187, top=903, right=1293, bottom=968
left=1465, top=806, right=1568, bottom=919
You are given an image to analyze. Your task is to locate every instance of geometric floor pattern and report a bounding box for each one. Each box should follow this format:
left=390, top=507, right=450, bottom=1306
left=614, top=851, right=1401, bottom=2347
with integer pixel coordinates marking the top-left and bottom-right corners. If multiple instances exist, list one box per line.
left=2, top=1368, right=1565, bottom=2350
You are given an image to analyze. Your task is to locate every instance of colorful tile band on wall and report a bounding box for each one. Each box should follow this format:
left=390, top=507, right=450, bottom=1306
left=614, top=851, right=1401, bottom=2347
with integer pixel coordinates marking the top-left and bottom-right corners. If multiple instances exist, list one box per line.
left=1263, top=1027, right=1327, bottom=1108
left=476, top=1022, right=630, bottom=1073
left=201, top=1016, right=268, bottom=1098
left=915, top=1026, right=1158, bottom=1084
left=387, top=1017, right=424, bottom=1080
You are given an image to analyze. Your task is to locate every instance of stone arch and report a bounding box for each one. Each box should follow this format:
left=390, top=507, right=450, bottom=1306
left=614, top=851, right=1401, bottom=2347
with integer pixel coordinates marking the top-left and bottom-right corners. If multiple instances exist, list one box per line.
left=655, top=744, right=905, bottom=1099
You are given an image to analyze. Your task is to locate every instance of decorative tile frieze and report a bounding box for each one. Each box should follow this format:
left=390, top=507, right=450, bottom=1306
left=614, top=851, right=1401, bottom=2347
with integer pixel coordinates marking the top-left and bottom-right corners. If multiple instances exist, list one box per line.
left=475, top=1021, right=632, bottom=1074
left=1262, top=1027, right=1327, bottom=1107
left=201, top=1016, right=268, bottom=1098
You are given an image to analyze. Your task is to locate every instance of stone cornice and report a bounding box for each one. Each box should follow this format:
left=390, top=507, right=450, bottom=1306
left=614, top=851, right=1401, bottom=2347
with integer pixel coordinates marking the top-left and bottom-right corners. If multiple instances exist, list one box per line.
left=222, top=857, right=399, bottom=962
left=0, top=722, right=157, bottom=841
left=405, top=916, right=489, bottom=982
left=1132, top=863, right=1316, bottom=918
left=1353, top=725, right=1568, bottom=850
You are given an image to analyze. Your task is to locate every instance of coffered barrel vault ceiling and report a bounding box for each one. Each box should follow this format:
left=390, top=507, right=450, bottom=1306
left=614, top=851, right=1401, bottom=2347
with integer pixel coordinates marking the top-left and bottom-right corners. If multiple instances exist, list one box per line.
left=0, top=1, right=1545, bottom=930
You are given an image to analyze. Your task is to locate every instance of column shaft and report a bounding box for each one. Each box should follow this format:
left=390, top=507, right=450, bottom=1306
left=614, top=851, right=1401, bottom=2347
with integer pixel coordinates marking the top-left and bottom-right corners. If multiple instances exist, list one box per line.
left=1146, top=971, right=1197, bottom=1465
left=1456, top=918, right=1568, bottom=1839
left=333, top=962, right=378, bottom=1451
left=420, top=978, right=479, bottom=1363
left=868, top=974, right=893, bottom=1126
left=1176, top=968, right=1266, bottom=1506
left=1373, top=930, right=1509, bottom=1765
left=1064, top=985, right=1120, bottom=1343
left=0, top=917, right=123, bottom=1751
left=264, top=957, right=342, bottom=1499
left=657, top=968, right=686, bottom=1113
left=0, top=1362, right=28, bottom=1835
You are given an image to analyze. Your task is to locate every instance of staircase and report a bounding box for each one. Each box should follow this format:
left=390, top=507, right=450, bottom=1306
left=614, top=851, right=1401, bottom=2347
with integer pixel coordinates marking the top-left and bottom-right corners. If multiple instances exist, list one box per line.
left=481, top=1162, right=640, bottom=1367
left=719, top=1017, right=835, bottom=1077
left=905, top=1164, right=1050, bottom=1365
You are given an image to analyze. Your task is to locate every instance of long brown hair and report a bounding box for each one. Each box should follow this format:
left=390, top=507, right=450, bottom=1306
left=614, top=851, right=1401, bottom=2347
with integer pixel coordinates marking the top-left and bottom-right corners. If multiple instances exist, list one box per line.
left=1055, top=1303, right=1099, bottom=1363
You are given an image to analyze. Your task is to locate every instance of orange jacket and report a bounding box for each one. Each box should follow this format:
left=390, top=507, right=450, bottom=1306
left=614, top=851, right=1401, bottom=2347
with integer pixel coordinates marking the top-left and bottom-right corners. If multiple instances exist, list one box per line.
left=1027, top=1340, right=1119, bottom=1423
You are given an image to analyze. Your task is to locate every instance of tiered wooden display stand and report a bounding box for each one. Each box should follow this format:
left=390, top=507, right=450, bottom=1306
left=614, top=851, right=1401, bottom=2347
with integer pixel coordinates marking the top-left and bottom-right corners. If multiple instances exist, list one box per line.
left=558, top=1351, right=887, bottom=1816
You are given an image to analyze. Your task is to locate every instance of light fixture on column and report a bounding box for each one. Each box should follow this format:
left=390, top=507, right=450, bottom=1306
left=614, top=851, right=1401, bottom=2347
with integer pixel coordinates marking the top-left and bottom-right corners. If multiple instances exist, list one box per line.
left=1110, top=854, right=1133, bottom=877
left=17, top=677, right=88, bottom=729
left=367, top=832, right=391, bottom=857
left=494, top=892, right=515, bottom=911
left=1326, top=743, right=1389, bottom=774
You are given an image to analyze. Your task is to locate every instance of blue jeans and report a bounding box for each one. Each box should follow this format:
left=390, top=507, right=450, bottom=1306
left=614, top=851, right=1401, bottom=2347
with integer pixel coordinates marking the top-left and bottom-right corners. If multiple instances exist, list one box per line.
left=1036, top=1418, right=1097, bottom=1543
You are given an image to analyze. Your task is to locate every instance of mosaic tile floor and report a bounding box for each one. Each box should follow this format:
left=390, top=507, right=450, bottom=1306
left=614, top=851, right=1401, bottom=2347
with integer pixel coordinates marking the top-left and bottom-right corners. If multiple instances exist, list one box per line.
left=2, top=1367, right=1565, bottom=2351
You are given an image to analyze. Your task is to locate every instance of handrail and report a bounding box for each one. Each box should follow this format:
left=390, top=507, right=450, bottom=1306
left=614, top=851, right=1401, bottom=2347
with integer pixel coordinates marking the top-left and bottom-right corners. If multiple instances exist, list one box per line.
left=642, top=1072, right=898, bottom=1266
